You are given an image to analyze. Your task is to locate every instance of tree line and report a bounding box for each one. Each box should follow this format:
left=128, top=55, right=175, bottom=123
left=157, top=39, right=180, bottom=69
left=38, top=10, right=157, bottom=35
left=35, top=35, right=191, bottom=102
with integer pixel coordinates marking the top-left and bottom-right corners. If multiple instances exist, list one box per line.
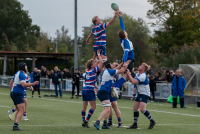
left=0, top=0, right=200, bottom=68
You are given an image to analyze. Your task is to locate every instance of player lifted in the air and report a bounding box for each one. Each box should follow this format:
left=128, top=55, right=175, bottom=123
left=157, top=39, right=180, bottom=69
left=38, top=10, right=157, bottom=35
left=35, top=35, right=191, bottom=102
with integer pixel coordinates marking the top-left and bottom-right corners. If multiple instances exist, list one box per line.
left=86, top=10, right=119, bottom=62
left=112, top=12, right=135, bottom=95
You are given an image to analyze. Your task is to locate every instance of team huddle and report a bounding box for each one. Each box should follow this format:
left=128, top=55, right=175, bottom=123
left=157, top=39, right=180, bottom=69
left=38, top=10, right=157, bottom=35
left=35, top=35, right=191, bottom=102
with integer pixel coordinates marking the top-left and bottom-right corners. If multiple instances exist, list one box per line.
left=82, top=9, right=156, bottom=130
left=8, top=7, right=155, bottom=131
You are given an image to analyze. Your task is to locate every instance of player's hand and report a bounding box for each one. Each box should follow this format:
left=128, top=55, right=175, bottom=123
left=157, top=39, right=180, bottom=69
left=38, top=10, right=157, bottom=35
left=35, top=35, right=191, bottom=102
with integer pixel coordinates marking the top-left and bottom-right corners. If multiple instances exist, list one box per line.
left=34, top=81, right=39, bottom=85
left=115, top=9, right=119, bottom=16
left=97, top=49, right=101, bottom=55
left=86, top=39, right=89, bottom=44
left=123, top=62, right=128, bottom=68
left=118, top=11, right=122, bottom=17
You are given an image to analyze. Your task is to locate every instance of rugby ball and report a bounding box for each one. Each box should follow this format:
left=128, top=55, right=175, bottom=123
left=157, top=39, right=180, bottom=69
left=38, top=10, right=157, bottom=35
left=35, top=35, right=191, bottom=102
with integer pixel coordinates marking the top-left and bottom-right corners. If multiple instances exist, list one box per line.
left=111, top=3, right=119, bottom=11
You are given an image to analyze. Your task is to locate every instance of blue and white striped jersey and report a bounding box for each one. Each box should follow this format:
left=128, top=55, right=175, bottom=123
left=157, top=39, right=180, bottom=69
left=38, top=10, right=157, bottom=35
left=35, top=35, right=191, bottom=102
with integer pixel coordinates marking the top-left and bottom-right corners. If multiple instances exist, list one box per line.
left=91, top=23, right=107, bottom=47
left=83, top=66, right=100, bottom=90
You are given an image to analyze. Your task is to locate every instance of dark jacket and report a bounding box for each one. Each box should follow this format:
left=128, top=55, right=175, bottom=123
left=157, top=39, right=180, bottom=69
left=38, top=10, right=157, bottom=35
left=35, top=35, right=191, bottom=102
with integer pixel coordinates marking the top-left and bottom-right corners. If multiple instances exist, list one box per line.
left=73, top=72, right=80, bottom=84
left=33, top=72, right=40, bottom=81
left=41, top=70, right=46, bottom=77
left=63, top=72, right=72, bottom=79
left=52, top=71, right=63, bottom=84
left=149, top=78, right=156, bottom=91
left=166, top=75, right=173, bottom=83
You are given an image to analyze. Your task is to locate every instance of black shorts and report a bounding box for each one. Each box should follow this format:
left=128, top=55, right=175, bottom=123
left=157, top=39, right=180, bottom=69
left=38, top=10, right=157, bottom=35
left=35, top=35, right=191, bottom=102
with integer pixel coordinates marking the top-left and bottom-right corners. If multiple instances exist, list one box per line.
left=11, top=92, right=24, bottom=105
left=97, top=90, right=110, bottom=102
left=135, top=94, right=149, bottom=104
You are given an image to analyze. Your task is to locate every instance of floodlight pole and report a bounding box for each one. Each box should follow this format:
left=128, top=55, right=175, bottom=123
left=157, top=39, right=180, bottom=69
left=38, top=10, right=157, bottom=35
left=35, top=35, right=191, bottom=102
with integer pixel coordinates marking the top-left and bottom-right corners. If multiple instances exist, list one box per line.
left=74, top=0, right=78, bottom=72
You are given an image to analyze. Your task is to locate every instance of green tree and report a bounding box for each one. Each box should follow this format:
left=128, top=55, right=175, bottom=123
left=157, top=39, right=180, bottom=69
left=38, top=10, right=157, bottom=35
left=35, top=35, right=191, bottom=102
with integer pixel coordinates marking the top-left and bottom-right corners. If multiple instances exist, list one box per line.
left=0, top=0, right=40, bottom=51
left=82, top=13, right=154, bottom=67
left=147, top=0, right=200, bottom=54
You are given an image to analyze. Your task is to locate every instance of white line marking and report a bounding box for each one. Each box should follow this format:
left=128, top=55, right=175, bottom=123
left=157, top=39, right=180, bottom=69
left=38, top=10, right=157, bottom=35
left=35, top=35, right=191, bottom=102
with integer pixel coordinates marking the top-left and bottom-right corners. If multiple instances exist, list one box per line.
left=1, top=92, right=200, bottom=118
left=0, top=105, right=11, bottom=108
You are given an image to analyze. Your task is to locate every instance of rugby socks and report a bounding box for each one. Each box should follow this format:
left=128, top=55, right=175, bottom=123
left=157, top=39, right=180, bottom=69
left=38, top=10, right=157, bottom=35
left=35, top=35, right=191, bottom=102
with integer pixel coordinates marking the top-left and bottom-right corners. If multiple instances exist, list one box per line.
left=108, top=117, right=112, bottom=123
left=23, top=112, right=27, bottom=118
left=118, top=117, right=121, bottom=123
left=116, top=77, right=126, bottom=90
left=103, top=120, right=107, bottom=126
left=10, top=107, right=17, bottom=114
left=81, top=110, right=86, bottom=122
left=13, top=122, right=19, bottom=127
left=86, top=108, right=94, bottom=122
left=134, top=111, right=139, bottom=125
left=143, top=110, right=155, bottom=123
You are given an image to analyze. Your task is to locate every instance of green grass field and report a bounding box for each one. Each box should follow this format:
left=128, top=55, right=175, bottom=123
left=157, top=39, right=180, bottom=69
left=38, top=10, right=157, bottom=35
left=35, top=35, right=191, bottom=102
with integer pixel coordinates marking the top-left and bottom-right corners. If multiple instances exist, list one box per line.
left=0, top=87, right=200, bottom=134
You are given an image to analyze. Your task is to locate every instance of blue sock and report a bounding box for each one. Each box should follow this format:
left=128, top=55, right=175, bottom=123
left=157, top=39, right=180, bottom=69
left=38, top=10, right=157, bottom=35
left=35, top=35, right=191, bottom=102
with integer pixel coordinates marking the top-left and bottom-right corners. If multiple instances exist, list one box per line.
left=11, top=107, right=17, bottom=114
left=86, top=108, right=94, bottom=122
left=81, top=110, right=86, bottom=122
left=134, top=111, right=139, bottom=125
left=23, top=112, right=26, bottom=117
left=108, top=117, right=112, bottom=123
left=13, top=122, right=18, bottom=127
left=118, top=117, right=121, bottom=123
left=143, top=110, right=154, bottom=122
left=103, top=120, right=107, bottom=126
left=116, top=77, right=126, bottom=90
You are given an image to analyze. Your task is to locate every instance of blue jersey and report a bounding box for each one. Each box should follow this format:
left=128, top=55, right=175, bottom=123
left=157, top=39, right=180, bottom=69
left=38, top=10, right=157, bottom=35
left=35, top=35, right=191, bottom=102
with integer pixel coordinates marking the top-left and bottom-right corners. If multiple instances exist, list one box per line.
left=12, top=71, right=26, bottom=93
left=135, top=73, right=150, bottom=97
left=100, top=69, right=118, bottom=93
left=91, top=23, right=107, bottom=47
left=83, top=66, right=100, bottom=90
left=23, top=74, right=29, bottom=90
left=112, top=74, right=118, bottom=87
left=119, top=17, right=135, bottom=62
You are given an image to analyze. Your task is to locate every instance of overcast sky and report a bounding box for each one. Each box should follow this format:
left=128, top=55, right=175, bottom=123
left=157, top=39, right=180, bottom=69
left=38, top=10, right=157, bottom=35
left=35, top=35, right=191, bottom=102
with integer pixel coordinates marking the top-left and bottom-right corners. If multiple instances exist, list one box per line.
left=18, top=0, right=154, bottom=38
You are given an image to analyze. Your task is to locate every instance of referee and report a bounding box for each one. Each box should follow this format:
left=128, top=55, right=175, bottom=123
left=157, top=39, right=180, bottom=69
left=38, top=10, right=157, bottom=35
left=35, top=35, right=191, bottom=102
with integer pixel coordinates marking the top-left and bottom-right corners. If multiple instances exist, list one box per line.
left=10, top=62, right=39, bottom=130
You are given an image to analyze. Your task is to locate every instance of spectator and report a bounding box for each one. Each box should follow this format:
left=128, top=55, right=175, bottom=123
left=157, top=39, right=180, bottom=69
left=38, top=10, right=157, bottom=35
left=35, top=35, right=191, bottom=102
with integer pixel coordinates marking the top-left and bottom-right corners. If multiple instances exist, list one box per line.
left=166, top=70, right=173, bottom=84
left=159, top=67, right=166, bottom=81
left=79, top=71, right=83, bottom=78
left=66, top=69, right=72, bottom=79
left=131, top=69, right=135, bottom=78
left=41, top=66, right=46, bottom=77
left=32, top=68, right=41, bottom=98
left=71, top=69, right=80, bottom=99
left=154, top=72, right=161, bottom=82
left=51, top=66, right=63, bottom=98
left=171, top=69, right=186, bottom=108
left=170, top=70, right=175, bottom=78
left=149, top=75, right=156, bottom=102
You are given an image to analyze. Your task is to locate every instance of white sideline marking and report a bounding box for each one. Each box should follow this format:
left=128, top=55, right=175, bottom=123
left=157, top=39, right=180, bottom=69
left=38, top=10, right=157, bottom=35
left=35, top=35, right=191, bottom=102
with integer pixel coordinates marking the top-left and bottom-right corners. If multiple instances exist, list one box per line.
left=0, top=124, right=80, bottom=127
left=196, top=108, right=200, bottom=109
left=1, top=92, right=200, bottom=118
left=0, top=105, right=11, bottom=108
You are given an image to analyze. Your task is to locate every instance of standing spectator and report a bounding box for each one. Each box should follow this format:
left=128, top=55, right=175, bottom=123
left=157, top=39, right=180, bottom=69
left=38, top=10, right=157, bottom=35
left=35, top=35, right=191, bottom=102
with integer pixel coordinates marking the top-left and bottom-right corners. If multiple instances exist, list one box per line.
left=65, top=69, right=72, bottom=79
left=79, top=71, right=83, bottom=78
left=52, top=66, right=63, bottom=98
left=159, top=67, right=166, bottom=81
left=41, top=66, right=46, bottom=77
left=170, top=70, right=175, bottom=78
left=171, top=69, right=186, bottom=108
left=32, top=68, right=41, bottom=98
left=71, top=69, right=80, bottom=99
left=63, top=69, right=67, bottom=79
left=154, top=72, right=161, bottom=82
left=149, top=75, right=156, bottom=102
left=166, top=70, right=173, bottom=84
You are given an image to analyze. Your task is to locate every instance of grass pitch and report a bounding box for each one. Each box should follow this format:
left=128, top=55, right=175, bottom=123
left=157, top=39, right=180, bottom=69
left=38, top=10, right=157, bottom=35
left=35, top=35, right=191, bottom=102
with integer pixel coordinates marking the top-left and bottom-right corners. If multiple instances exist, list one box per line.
left=0, top=87, right=200, bottom=134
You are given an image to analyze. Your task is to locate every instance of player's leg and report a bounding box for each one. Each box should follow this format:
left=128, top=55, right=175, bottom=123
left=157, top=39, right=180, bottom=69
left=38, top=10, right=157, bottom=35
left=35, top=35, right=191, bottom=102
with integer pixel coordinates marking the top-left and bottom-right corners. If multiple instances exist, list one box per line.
left=82, top=101, right=88, bottom=127
left=23, top=98, right=28, bottom=121
left=127, top=101, right=140, bottom=129
left=13, top=103, right=25, bottom=130
left=8, top=107, right=17, bottom=120
left=108, top=106, right=113, bottom=126
left=32, top=87, right=35, bottom=98
left=112, top=101, right=123, bottom=128
left=140, top=102, right=156, bottom=129
left=38, top=87, right=41, bottom=98
left=172, top=89, right=178, bottom=108
left=54, top=83, right=58, bottom=98
left=100, top=46, right=107, bottom=62
left=71, top=84, right=75, bottom=98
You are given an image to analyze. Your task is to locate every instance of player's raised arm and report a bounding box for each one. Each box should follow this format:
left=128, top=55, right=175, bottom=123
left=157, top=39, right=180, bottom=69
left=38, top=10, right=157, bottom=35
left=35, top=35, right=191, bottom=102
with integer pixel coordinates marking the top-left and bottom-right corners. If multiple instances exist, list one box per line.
left=114, top=62, right=123, bottom=70
left=86, top=33, right=93, bottom=44
left=118, top=12, right=125, bottom=31
left=97, top=49, right=103, bottom=71
left=126, top=70, right=139, bottom=85
left=106, top=10, right=119, bottom=27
